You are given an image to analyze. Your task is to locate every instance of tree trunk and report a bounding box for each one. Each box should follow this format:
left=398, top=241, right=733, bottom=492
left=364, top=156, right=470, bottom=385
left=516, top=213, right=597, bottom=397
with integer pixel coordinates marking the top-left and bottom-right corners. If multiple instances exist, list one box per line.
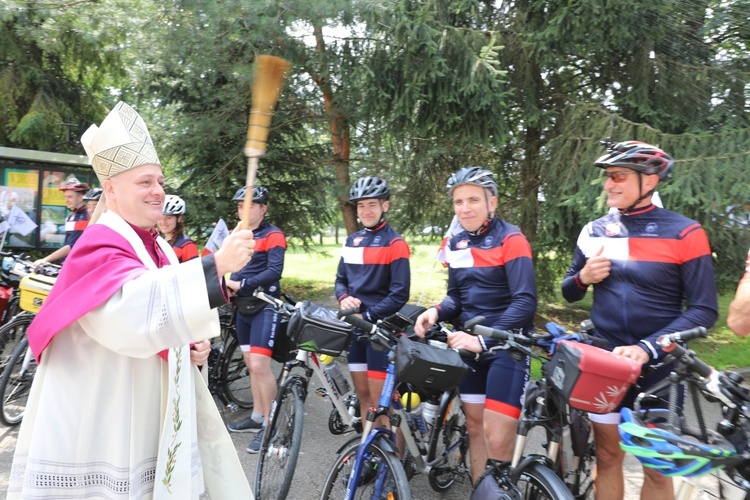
left=311, top=22, right=358, bottom=236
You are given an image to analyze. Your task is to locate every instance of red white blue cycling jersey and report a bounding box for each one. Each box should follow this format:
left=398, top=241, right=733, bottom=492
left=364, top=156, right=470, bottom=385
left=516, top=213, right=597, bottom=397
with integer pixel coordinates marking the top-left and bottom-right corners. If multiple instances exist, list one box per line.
left=335, top=221, right=410, bottom=323
left=231, top=219, right=286, bottom=298
left=435, top=217, right=537, bottom=342
left=64, top=206, right=90, bottom=248
left=562, top=204, right=718, bottom=361
left=171, top=233, right=199, bottom=263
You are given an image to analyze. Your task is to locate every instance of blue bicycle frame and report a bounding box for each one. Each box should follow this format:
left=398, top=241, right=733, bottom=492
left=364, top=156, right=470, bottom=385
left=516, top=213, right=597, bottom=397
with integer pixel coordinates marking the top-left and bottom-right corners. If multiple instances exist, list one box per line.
left=344, top=361, right=401, bottom=499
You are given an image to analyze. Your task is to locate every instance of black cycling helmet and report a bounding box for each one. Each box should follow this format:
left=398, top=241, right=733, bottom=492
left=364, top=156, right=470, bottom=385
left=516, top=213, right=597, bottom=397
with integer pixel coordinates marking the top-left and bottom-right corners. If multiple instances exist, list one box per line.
left=349, top=176, right=390, bottom=203
left=446, top=166, right=498, bottom=197
left=594, top=141, right=674, bottom=182
left=59, top=177, right=91, bottom=193
left=232, top=185, right=269, bottom=204
left=83, top=188, right=103, bottom=201
left=163, top=195, right=186, bottom=215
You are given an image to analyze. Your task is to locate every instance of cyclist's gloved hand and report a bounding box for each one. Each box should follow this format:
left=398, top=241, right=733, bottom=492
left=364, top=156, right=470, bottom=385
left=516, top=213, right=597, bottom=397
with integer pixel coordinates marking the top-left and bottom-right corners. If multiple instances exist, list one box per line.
left=543, top=322, right=581, bottom=354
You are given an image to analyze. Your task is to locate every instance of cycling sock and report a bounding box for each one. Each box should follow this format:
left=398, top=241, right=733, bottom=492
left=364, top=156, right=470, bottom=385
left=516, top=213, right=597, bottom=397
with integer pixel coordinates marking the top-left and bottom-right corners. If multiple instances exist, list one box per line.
left=251, top=412, right=264, bottom=423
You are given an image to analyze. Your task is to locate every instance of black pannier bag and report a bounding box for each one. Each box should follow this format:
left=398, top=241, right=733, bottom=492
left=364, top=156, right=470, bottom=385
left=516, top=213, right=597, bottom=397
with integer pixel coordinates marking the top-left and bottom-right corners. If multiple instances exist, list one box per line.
left=272, top=315, right=299, bottom=363
left=233, top=295, right=268, bottom=316
left=395, top=335, right=470, bottom=392
left=286, top=300, right=354, bottom=357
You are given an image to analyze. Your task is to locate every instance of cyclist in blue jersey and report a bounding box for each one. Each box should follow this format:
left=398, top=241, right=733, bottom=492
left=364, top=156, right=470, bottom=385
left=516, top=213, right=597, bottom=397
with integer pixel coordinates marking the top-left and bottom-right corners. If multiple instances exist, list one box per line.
left=335, top=176, right=411, bottom=421
left=561, top=141, right=718, bottom=500
left=157, top=195, right=199, bottom=263
left=728, top=249, right=749, bottom=336
left=225, top=186, right=287, bottom=454
left=34, top=178, right=91, bottom=267
left=414, top=166, right=537, bottom=484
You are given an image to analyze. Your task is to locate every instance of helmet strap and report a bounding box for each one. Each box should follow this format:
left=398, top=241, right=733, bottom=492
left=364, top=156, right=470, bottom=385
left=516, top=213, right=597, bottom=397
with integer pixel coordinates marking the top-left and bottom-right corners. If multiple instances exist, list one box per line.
left=621, top=174, right=655, bottom=215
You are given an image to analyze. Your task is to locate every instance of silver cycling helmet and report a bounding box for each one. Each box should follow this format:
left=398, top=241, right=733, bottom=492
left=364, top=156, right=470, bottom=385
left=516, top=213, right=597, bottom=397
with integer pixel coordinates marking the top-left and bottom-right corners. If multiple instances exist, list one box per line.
left=446, top=166, right=498, bottom=197
left=232, top=185, right=269, bottom=204
left=349, top=176, right=390, bottom=203
left=163, top=195, right=186, bottom=215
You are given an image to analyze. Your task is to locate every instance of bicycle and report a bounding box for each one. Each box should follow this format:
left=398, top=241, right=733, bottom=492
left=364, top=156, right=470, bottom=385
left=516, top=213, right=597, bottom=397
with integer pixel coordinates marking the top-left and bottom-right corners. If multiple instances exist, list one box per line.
left=208, top=295, right=297, bottom=414
left=253, top=290, right=362, bottom=500
left=205, top=302, right=254, bottom=411
left=0, top=256, right=57, bottom=375
left=463, top=318, right=637, bottom=500
left=0, top=262, right=60, bottom=426
left=618, top=327, right=750, bottom=500
left=321, top=314, right=571, bottom=500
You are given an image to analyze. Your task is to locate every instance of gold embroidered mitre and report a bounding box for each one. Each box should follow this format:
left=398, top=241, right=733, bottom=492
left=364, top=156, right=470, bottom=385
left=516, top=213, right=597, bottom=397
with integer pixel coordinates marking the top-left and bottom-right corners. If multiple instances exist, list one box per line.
left=80, top=101, right=161, bottom=183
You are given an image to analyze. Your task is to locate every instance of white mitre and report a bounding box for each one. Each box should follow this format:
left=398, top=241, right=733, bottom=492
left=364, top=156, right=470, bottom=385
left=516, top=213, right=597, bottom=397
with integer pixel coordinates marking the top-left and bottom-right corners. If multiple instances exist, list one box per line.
left=80, top=101, right=161, bottom=184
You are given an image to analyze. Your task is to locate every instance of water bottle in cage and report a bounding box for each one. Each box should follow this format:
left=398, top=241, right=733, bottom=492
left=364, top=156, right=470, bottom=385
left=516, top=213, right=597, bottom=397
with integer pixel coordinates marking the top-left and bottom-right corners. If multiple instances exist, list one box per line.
left=320, top=354, right=351, bottom=396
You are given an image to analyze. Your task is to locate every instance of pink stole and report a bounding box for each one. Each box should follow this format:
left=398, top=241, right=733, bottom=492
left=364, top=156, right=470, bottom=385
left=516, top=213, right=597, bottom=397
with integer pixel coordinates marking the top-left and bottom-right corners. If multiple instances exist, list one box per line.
left=28, top=222, right=171, bottom=362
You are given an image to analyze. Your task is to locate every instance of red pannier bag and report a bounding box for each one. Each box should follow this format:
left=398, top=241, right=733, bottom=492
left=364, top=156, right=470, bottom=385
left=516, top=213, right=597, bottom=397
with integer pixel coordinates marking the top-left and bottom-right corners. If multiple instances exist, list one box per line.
left=544, top=339, right=642, bottom=414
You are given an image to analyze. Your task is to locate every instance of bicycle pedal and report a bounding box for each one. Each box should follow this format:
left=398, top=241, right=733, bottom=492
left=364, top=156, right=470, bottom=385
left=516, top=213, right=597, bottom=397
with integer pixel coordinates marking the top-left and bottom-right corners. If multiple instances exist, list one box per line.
left=315, top=387, right=328, bottom=397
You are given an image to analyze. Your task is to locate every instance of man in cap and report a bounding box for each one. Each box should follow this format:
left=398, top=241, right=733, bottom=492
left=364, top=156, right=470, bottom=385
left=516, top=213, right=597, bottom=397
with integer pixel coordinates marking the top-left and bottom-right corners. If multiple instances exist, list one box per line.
left=33, top=178, right=91, bottom=267
left=9, top=101, right=254, bottom=498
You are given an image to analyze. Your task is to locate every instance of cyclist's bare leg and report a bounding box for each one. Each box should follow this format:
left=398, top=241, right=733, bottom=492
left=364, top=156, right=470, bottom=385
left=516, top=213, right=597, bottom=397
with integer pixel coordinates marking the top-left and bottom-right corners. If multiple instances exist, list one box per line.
left=642, top=466, right=673, bottom=500
left=483, top=409, right=517, bottom=461
left=351, top=370, right=372, bottom=419
left=247, top=352, right=277, bottom=421
left=464, top=402, right=488, bottom=484
left=592, top=421, right=625, bottom=500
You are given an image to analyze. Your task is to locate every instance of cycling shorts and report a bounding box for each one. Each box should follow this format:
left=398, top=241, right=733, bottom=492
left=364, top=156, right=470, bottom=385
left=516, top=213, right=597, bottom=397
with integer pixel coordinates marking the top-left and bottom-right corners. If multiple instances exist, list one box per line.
left=235, top=306, right=279, bottom=358
left=347, top=335, right=388, bottom=380
left=458, top=350, right=529, bottom=419
left=589, top=360, right=684, bottom=424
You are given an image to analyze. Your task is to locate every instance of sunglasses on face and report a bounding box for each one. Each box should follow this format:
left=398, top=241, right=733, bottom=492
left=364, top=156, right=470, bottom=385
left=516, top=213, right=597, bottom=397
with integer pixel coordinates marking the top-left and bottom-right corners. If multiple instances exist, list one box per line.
left=602, top=170, right=637, bottom=183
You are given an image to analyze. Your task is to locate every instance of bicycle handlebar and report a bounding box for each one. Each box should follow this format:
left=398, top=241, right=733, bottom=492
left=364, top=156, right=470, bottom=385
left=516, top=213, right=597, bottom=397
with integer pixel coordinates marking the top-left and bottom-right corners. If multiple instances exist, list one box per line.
left=656, top=327, right=712, bottom=378
left=657, top=326, right=708, bottom=346
left=252, top=289, right=296, bottom=315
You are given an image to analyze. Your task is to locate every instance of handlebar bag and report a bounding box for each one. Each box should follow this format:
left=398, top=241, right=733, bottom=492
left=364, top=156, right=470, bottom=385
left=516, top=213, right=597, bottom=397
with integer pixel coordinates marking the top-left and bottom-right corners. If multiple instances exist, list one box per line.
left=272, top=314, right=299, bottom=363
left=19, top=274, right=56, bottom=314
left=395, top=336, right=470, bottom=392
left=544, top=339, right=642, bottom=414
left=287, top=300, right=353, bottom=357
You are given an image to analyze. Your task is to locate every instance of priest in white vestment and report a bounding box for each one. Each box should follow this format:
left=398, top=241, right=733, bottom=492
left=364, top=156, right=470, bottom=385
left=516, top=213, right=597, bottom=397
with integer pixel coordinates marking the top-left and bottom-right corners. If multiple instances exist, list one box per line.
left=8, top=102, right=254, bottom=499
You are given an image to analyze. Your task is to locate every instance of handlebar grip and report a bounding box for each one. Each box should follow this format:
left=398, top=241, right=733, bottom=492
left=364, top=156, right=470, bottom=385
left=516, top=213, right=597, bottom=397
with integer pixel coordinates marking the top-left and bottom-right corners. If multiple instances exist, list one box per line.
left=471, top=324, right=512, bottom=341
left=341, top=314, right=377, bottom=333
left=661, top=342, right=714, bottom=378
left=581, top=334, right=609, bottom=349
left=457, top=348, right=480, bottom=361
left=337, top=307, right=360, bottom=318
left=658, top=327, right=708, bottom=346
left=464, top=316, right=485, bottom=332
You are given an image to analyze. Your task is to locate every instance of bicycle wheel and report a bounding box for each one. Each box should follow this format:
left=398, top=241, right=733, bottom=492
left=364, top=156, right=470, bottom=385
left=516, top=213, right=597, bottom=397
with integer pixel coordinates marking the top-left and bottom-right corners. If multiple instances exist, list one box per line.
left=426, top=393, right=468, bottom=492
left=320, top=436, right=411, bottom=500
left=516, top=462, right=573, bottom=500
left=0, top=337, right=35, bottom=426
left=221, top=336, right=253, bottom=409
left=0, top=313, right=32, bottom=376
left=255, top=382, right=305, bottom=499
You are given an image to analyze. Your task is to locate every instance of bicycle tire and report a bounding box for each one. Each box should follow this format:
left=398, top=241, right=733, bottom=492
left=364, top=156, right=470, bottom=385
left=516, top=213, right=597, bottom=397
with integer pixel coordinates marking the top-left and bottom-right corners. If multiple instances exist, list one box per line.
left=0, top=313, right=32, bottom=376
left=255, top=382, right=305, bottom=500
left=516, top=462, right=574, bottom=500
left=0, top=337, right=35, bottom=426
left=320, top=436, right=411, bottom=500
left=221, top=336, right=253, bottom=409
left=426, top=393, right=468, bottom=492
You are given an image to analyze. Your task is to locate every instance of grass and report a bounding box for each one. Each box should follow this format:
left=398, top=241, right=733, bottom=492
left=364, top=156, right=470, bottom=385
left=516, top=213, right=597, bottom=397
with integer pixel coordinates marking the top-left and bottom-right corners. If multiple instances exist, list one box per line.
left=280, top=239, right=749, bottom=371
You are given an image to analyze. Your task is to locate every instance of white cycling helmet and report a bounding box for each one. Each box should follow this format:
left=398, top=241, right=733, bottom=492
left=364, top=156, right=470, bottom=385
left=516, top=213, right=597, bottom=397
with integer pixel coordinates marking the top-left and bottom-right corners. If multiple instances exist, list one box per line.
left=163, top=195, right=186, bottom=215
